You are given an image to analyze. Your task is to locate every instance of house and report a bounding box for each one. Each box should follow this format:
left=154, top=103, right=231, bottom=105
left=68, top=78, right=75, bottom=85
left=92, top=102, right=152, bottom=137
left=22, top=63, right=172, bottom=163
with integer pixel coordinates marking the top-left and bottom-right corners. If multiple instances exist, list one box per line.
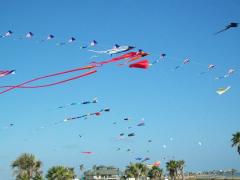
left=84, top=165, right=123, bottom=180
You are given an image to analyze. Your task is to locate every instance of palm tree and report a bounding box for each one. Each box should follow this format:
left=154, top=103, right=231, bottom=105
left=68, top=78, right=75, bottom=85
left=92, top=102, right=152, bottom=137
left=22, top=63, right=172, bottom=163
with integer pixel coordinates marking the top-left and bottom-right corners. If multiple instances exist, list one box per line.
left=11, top=153, right=43, bottom=180
left=176, top=160, right=185, bottom=180
left=148, top=166, right=163, bottom=180
left=125, top=163, right=149, bottom=179
left=230, top=169, right=237, bottom=180
left=79, top=164, right=84, bottom=173
left=231, top=132, right=240, bottom=154
left=166, top=160, right=178, bottom=180
left=46, top=166, right=76, bottom=180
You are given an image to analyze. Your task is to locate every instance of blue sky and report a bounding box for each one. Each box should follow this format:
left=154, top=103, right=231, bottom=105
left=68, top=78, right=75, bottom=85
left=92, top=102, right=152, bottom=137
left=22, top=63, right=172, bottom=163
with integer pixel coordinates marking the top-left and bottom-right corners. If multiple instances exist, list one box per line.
left=0, top=0, right=240, bottom=179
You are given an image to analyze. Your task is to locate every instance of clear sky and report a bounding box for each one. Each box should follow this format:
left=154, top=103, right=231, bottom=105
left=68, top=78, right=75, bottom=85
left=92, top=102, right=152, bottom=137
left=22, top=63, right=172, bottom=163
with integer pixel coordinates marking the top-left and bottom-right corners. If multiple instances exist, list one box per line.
left=0, top=0, right=240, bottom=179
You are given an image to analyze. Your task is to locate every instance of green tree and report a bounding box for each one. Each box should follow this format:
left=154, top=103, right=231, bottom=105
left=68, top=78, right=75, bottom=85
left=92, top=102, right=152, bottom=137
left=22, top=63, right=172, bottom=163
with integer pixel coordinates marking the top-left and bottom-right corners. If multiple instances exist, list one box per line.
left=166, top=160, right=178, bottom=180
left=11, top=153, right=43, bottom=180
left=125, top=163, right=149, bottom=179
left=231, top=132, right=240, bottom=154
left=46, top=166, right=76, bottom=180
left=176, top=160, right=185, bottom=180
left=148, top=166, right=163, bottom=180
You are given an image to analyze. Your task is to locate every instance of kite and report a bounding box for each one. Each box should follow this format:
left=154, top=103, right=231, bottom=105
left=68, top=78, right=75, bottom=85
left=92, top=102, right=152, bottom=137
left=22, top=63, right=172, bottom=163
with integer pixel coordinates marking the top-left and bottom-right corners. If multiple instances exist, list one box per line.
left=129, top=60, right=150, bottom=69
left=160, top=53, right=166, bottom=59
left=127, top=149, right=131, bottom=152
left=148, top=140, right=152, bottom=143
left=89, top=44, right=135, bottom=55
left=47, top=34, right=54, bottom=40
left=81, top=97, right=98, bottom=104
left=100, top=108, right=110, bottom=112
left=208, top=64, right=215, bottom=69
left=0, top=70, right=15, bottom=78
left=120, top=133, right=124, bottom=136
left=215, top=68, right=235, bottom=80
left=0, top=30, right=13, bottom=38
left=128, top=133, right=135, bottom=137
left=216, top=86, right=231, bottom=95
left=137, top=119, right=145, bottom=127
left=124, top=117, right=131, bottom=121
left=150, top=53, right=167, bottom=65
left=80, top=40, right=98, bottom=49
left=90, top=51, right=148, bottom=66
left=0, top=65, right=97, bottom=94
left=39, top=34, right=55, bottom=43
left=57, top=97, right=98, bottom=109
left=63, top=108, right=110, bottom=122
left=214, top=22, right=238, bottom=35
left=0, top=51, right=151, bottom=95
left=173, top=58, right=190, bottom=70
left=117, top=50, right=149, bottom=66
left=26, top=32, right=34, bottom=38
left=125, top=50, right=149, bottom=63
left=81, top=152, right=94, bottom=154
left=200, top=64, right=215, bottom=75
left=57, top=37, right=76, bottom=46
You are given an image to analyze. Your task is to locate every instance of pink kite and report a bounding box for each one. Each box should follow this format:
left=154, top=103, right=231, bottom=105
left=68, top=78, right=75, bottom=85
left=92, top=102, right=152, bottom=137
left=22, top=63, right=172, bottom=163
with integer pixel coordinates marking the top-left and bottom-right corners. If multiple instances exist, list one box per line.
left=81, top=152, right=94, bottom=154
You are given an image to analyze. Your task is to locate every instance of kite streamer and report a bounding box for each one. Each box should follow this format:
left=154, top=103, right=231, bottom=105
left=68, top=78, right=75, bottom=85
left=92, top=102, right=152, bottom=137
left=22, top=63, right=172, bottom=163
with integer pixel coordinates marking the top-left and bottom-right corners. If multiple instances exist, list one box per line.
left=0, top=65, right=96, bottom=94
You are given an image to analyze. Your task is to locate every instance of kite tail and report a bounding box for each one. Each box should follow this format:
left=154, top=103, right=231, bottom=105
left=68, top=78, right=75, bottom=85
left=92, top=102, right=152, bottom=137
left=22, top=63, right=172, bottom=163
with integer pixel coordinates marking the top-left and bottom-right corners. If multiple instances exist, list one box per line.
left=0, top=70, right=97, bottom=89
left=214, top=28, right=228, bottom=35
left=0, top=66, right=96, bottom=94
left=88, top=50, right=106, bottom=54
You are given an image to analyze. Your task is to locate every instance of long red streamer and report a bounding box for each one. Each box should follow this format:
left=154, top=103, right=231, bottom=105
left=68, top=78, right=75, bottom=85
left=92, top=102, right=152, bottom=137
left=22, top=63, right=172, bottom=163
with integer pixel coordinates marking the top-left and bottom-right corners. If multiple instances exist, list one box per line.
left=0, top=66, right=96, bottom=94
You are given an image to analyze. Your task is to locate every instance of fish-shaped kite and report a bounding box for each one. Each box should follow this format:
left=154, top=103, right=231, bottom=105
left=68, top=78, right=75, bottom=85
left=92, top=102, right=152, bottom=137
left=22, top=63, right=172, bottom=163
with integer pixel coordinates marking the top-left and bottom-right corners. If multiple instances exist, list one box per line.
left=89, top=44, right=135, bottom=55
